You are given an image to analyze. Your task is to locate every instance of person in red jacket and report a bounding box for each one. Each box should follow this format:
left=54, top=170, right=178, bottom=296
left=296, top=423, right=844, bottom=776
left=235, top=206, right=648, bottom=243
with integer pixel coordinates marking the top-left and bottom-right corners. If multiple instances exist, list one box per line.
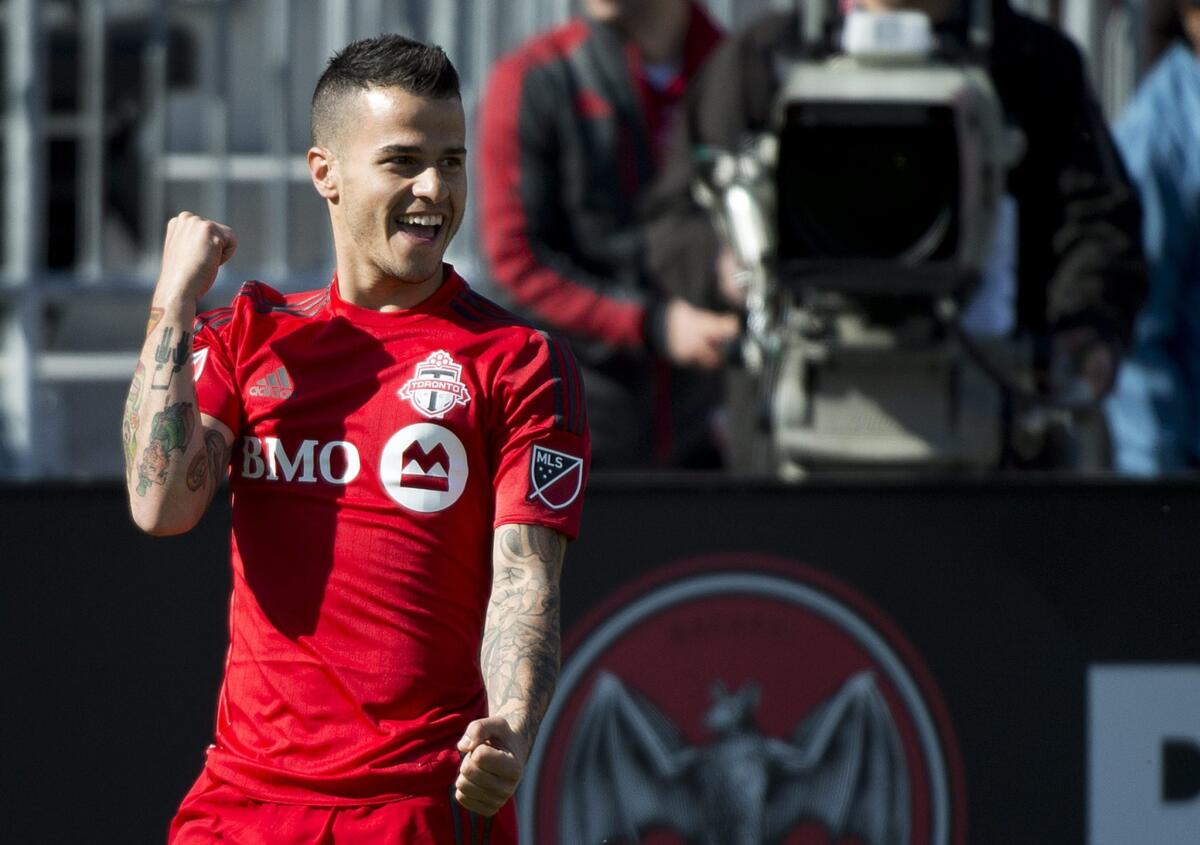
left=478, top=0, right=739, bottom=469
left=122, top=34, right=588, bottom=843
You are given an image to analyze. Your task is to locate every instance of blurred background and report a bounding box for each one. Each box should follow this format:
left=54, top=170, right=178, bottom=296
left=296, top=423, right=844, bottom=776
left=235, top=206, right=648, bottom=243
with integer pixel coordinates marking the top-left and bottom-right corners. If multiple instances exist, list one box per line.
left=0, top=0, right=1156, bottom=479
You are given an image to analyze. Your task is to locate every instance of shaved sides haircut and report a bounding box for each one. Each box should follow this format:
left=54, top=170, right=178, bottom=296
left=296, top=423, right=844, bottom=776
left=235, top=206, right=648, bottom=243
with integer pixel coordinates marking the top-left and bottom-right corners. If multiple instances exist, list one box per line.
left=311, top=34, right=461, bottom=148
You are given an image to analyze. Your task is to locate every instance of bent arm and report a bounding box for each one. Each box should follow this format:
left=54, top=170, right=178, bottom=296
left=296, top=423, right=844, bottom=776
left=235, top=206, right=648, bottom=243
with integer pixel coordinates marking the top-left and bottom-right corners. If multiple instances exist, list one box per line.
left=122, top=295, right=233, bottom=535
left=481, top=522, right=566, bottom=759
left=124, top=212, right=237, bottom=534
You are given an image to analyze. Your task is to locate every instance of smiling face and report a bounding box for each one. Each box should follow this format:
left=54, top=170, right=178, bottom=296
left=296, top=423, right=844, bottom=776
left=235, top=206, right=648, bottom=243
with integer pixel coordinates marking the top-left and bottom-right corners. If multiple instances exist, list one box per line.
left=313, top=85, right=466, bottom=302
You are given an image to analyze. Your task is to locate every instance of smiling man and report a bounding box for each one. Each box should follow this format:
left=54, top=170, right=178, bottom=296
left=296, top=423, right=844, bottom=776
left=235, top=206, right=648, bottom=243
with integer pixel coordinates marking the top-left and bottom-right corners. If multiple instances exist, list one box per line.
left=121, top=35, right=589, bottom=843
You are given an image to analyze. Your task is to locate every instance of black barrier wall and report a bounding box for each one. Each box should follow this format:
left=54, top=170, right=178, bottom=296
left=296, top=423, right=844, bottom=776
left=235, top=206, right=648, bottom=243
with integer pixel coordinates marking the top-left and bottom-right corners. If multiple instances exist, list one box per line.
left=3, top=479, right=1198, bottom=844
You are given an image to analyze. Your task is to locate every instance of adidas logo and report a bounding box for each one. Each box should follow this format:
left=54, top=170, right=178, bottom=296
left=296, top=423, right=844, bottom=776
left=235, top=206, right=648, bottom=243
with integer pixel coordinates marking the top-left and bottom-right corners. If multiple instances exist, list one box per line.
left=249, top=366, right=294, bottom=399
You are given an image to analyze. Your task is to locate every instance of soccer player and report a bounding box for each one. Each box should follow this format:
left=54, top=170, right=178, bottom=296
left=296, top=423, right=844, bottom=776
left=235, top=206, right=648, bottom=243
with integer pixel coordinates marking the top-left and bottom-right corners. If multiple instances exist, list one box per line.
left=121, top=35, right=589, bottom=843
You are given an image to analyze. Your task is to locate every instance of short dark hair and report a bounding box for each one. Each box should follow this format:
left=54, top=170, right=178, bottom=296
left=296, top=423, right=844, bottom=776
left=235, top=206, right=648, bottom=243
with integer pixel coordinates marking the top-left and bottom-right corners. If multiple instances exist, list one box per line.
left=311, top=34, right=461, bottom=147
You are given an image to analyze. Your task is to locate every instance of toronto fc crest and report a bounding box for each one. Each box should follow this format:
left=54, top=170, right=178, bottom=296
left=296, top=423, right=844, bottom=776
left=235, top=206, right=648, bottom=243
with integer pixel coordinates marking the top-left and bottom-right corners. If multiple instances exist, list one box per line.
left=399, top=351, right=471, bottom=419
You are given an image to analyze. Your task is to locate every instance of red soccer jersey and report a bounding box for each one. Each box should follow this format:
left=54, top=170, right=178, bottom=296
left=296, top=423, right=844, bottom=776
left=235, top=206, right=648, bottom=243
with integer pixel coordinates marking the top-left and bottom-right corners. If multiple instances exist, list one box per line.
left=189, top=265, right=589, bottom=804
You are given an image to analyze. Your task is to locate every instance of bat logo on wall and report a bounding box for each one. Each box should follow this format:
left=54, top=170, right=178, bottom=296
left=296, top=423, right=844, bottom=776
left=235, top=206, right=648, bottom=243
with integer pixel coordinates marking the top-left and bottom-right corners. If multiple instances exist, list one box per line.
left=521, top=565, right=964, bottom=844
left=560, top=670, right=909, bottom=845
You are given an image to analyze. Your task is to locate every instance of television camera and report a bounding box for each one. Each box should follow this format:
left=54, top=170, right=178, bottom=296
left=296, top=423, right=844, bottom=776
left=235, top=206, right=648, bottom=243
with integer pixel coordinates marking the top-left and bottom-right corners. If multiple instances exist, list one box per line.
left=696, top=0, right=1060, bottom=474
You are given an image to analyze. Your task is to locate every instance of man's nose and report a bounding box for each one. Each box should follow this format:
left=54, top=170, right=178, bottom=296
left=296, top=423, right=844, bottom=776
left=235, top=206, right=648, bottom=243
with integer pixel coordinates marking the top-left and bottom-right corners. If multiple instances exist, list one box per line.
left=412, top=166, right=447, bottom=203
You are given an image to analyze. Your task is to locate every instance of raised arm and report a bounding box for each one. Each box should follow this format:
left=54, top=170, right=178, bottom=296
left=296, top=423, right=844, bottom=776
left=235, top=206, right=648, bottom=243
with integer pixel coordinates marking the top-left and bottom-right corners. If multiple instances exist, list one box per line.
left=123, top=212, right=236, bottom=535
left=455, top=522, right=566, bottom=817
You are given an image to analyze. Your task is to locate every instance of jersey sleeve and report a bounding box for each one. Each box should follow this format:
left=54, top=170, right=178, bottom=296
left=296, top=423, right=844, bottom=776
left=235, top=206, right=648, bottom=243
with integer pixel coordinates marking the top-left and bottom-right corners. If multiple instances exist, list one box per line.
left=192, top=307, right=241, bottom=433
left=492, top=331, right=591, bottom=540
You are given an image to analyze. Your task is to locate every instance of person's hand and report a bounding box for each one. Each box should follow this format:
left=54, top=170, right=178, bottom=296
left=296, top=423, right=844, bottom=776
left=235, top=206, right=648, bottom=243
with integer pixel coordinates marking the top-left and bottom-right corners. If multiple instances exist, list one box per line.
left=156, top=212, right=238, bottom=305
left=664, top=297, right=740, bottom=370
left=716, top=246, right=748, bottom=309
left=455, top=717, right=528, bottom=817
left=1053, top=326, right=1117, bottom=400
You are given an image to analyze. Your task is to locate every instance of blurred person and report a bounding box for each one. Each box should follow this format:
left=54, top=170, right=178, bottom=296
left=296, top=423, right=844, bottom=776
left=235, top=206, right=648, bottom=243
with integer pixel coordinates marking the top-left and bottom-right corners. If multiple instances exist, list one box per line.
left=1146, top=0, right=1198, bottom=64
left=477, top=0, right=739, bottom=470
left=121, top=34, right=589, bottom=843
left=644, top=0, right=1148, bottom=467
left=1105, top=0, right=1200, bottom=474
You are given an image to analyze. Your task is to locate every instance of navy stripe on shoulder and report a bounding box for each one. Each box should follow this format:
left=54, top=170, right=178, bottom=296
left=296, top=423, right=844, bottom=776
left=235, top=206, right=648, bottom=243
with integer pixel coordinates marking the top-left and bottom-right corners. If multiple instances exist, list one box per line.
left=538, top=330, right=567, bottom=432
left=449, top=297, right=490, bottom=325
left=559, top=335, right=586, bottom=434
left=235, top=281, right=275, bottom=314
left=451, top=291, right=508, bottom=326
left=200, top=315, right=233, bottom=331
left=453, top=288, right=535, bottom=329
left=193, top=307, right=233, bottom=333
left=537, top=330, right=586, bottom=435
left=272, top=298, right=328, bottom=319
left=236, top=282, right=329, bottom=319
left=559, top=335, right=585, bottom=435
left=463, top=289, right=532, bottom=325
left=285, top=289, right=330, bottom=315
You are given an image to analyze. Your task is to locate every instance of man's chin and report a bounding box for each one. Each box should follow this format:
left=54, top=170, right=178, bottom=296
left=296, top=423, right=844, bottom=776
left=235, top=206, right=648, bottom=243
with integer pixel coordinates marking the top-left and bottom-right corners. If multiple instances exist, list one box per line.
left=383, top=258, right=444, bottom=286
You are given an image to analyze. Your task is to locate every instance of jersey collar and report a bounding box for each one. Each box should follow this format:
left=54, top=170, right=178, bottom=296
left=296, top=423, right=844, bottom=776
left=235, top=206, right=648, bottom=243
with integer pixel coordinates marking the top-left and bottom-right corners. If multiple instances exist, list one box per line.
left=328, top=264, right=465, bottom=327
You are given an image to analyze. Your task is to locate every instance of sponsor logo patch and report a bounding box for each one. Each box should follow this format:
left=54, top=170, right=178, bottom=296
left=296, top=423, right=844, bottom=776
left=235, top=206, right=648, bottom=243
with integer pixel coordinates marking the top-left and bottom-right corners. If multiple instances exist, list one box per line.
left=399, top=350, right=471, bottom=419
left=400, top=441, right=451, bottom=492
left=527, top=445, right=583, bottom=510
left=248, top=365, right=293, bottom=399
left=380, top=423, right=468, bottom=512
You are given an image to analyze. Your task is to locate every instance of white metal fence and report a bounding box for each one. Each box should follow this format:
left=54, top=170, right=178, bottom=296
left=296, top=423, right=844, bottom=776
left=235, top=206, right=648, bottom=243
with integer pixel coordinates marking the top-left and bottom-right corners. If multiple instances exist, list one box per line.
left=0, top=0, right=1145, bottom=477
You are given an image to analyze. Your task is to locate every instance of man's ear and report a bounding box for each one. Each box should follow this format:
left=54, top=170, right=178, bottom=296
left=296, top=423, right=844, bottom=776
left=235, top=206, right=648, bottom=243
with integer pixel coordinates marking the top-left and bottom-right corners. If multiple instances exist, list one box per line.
left=308, top=146, right=338, bottom=201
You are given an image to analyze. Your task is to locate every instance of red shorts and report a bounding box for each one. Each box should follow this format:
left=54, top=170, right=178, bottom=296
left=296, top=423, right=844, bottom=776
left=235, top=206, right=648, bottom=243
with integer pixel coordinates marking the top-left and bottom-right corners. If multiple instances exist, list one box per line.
left=168, top=770, right=517, bottom=844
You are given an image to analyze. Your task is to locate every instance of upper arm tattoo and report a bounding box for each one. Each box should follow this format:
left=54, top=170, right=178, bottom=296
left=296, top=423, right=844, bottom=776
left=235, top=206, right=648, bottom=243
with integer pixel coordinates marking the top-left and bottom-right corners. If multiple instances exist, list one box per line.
left=203, top=429, right=232, bottom=501
left=483, top=524, right=567, bottom=752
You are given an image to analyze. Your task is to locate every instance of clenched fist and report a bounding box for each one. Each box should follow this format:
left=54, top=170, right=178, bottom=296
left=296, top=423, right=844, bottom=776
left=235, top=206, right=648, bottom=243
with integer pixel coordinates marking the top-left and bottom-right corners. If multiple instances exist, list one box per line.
left=156, top=212, right=238, bottom=305
left=454, top=717, right=528, bottom=817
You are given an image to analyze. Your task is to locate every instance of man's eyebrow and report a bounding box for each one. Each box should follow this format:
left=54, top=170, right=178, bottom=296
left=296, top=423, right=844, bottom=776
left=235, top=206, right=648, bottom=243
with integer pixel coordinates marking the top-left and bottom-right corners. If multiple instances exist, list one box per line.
left=376, top=144, right=468, bottom=156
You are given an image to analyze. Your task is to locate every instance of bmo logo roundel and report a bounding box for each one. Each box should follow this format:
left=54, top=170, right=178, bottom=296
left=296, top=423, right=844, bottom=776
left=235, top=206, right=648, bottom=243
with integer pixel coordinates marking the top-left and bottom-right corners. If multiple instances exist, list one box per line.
left=380, top=423, right=468, bottom=513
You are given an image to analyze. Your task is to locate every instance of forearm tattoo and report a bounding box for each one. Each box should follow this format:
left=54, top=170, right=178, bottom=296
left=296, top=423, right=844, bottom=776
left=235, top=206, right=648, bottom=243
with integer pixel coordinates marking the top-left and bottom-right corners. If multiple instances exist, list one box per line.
left=135, top=400, right=196, bottom=495
left=482, top=524, right=566, bottom=755
left=145, top=307, right=164, bottom=338
left=121, top=361, right=147, bottom=483
left=127, top=310, right=231, bottom=504
left=151, top=326, right=192, bottom=391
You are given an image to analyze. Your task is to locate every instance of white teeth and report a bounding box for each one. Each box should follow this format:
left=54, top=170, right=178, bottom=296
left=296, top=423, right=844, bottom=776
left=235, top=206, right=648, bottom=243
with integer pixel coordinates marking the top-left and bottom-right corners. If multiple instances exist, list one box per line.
left=396, top=214, right=444, bottom=226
